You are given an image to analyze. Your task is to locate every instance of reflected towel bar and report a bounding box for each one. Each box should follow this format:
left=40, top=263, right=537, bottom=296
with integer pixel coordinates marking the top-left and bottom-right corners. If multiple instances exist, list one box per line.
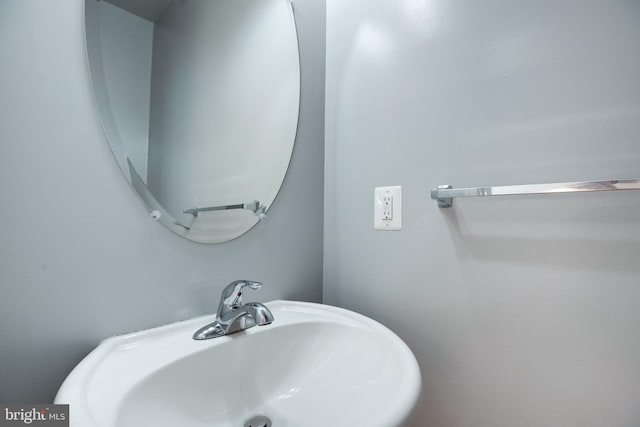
left=431, top=178, right=640, bottom=208
left=184, top=200, right=266, bottom=217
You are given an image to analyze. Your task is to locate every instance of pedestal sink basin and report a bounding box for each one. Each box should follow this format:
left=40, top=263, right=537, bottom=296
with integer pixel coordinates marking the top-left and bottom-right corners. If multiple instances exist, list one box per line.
left=55, top=301, right=421, bottom=427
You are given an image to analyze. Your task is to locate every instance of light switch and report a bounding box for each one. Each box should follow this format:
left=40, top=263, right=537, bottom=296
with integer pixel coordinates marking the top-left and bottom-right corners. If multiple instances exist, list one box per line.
left=374, top=186, right=401, bottom=230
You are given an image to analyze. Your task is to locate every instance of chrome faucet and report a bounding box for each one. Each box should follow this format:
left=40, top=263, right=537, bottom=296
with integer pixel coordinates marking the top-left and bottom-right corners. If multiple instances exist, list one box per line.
left=192, top=280, right=274, bottom=340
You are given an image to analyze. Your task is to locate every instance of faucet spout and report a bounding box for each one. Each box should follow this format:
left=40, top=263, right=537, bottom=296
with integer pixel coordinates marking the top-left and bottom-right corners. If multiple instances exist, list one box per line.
left=245, top=302, right=275, bottom=326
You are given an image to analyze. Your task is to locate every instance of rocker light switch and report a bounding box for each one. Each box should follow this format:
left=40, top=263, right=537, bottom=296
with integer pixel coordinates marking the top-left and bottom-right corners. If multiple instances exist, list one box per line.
left=374, top=186, right=402, bottom=230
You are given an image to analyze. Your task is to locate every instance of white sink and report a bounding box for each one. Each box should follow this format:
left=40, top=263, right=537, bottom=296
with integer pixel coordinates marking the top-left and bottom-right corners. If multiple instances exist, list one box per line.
left=55, top=301, right=421, bottom=427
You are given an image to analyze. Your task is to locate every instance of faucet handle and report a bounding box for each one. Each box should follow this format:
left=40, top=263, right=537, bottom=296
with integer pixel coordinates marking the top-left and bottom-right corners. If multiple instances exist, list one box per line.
left=218, top=280, right=262, bottom=316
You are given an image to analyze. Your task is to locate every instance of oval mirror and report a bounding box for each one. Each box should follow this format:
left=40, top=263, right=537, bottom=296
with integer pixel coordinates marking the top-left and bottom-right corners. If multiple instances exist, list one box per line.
left=84, top=0, right=300, bottom=243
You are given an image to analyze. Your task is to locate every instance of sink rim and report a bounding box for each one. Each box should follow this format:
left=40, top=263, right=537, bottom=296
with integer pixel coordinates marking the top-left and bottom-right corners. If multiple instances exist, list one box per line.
left=55, top=300, right=422, bottom=427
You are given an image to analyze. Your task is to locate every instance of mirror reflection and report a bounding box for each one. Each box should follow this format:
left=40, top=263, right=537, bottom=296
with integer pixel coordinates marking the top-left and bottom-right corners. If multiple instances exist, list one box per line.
left=85, top=0, right=300, bottom=243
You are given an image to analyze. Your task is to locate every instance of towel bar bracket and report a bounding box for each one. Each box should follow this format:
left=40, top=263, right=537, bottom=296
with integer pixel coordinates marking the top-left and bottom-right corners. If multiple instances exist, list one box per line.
left=432, top=185, right=453, bottom=208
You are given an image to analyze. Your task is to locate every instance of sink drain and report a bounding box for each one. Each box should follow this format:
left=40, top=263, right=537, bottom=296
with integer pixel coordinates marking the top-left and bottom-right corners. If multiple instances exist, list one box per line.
left=244, top=415, right=272, bottom=427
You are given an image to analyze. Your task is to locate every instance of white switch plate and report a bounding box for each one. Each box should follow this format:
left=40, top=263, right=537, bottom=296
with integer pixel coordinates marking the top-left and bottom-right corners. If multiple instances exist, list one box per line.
left=374, top=186, right=402, bottom=230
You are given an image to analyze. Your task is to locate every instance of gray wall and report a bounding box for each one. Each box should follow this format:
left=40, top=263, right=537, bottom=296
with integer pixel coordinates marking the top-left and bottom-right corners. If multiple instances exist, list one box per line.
left=324, top=0, right=640, bottom=426
left=0, top=0, right=324, bottom=403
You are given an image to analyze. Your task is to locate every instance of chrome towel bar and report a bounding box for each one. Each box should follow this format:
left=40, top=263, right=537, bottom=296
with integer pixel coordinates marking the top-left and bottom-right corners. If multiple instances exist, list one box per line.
left=184, top=200, right=266, bottom=217
left=431, top=178, right=640, bottom=208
